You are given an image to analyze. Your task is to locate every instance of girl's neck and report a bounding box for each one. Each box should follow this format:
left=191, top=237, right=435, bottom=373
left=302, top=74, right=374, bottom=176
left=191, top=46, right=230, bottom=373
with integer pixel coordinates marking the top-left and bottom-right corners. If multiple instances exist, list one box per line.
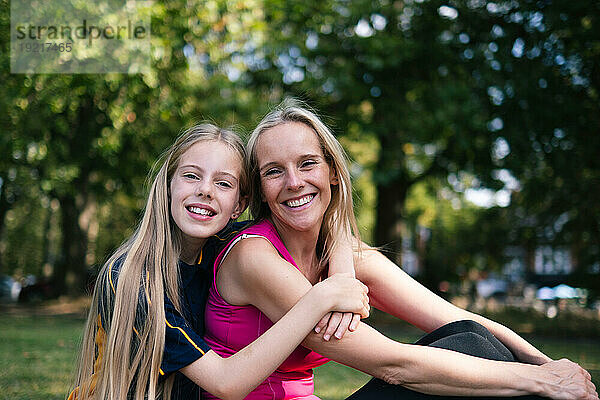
left=268, top=217, right=322, bottom=281
left=179, top=237, right=206, bottom=265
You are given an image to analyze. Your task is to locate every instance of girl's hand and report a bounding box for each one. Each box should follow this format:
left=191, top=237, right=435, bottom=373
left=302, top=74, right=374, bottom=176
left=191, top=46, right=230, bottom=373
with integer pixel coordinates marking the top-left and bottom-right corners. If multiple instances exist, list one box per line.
left=538, top=359, right=598, bottom=399
left=312, top=273, right=369, bottom=340
left=314, top=311, right=362, bottom=341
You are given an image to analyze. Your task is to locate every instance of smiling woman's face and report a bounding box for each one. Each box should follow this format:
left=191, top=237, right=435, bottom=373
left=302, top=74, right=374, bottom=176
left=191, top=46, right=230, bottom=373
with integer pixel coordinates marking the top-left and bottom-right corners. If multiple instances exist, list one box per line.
left=256, top=122, right=337, bottom=234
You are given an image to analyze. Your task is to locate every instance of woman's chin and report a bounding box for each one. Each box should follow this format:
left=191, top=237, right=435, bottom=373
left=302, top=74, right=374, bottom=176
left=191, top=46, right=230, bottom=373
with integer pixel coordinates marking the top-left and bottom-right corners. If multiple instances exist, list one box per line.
left=274, top=216, right=321, bottom=233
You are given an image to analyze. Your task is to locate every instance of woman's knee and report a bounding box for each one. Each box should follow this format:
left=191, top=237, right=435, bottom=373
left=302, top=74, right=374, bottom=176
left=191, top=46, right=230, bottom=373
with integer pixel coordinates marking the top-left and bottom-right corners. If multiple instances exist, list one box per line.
left=416, top=319, right=487, bottom=346
left=446, top=319, right=488, bottom=335
left=430, top=331, right=507, bottom=360
left=430, top=331, right=513, bottom=362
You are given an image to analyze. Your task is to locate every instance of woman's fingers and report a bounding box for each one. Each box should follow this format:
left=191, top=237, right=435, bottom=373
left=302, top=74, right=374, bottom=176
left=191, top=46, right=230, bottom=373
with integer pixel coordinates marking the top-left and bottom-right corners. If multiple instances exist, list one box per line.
left=540, top=359, right=599, bottom=399
left=322, top=312, right=343, bottom=341
left=361, top=296, right=370, bottom=319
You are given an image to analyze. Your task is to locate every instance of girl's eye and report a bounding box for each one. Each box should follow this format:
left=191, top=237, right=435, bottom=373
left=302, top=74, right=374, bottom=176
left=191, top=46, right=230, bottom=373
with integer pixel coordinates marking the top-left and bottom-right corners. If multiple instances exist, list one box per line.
left=183, top=173, right=199, bottom=180
left=217, top=181, right=233, bottom=188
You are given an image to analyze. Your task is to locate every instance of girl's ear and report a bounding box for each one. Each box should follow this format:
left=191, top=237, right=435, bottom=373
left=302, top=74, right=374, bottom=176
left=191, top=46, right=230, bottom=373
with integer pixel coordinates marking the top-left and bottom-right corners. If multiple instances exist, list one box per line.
left=231, top=195, right=249, bottom=220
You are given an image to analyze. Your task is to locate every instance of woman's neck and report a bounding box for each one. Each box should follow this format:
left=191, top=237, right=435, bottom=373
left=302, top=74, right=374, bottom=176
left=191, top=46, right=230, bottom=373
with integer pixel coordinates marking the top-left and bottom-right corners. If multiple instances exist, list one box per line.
left=268, top=217, right=322, bottom=281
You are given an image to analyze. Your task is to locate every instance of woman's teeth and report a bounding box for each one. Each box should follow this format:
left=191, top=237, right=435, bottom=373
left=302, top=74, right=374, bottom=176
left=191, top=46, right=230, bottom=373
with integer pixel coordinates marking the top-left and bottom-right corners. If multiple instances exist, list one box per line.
left=188, top=206, right=215, bottom=216
left=285, top=195, right=314, bottom=208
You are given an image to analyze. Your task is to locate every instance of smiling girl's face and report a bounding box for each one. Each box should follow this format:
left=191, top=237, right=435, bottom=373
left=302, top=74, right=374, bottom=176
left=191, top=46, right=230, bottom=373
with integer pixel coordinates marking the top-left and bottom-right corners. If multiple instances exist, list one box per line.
left=256, top=122, right=338, bottom=235
left=170, top=140, right=245, bottom=252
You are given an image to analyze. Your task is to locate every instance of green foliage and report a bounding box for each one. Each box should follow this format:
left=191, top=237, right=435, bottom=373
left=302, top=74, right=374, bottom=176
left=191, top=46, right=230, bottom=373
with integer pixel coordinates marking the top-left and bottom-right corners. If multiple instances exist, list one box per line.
left=0, top=0, right=274, bottom=291
left=1, top=0, right=599, bottom=292
left=245, top=0, right=600, bottom=283
left=447, top=0, right=600, bottom=269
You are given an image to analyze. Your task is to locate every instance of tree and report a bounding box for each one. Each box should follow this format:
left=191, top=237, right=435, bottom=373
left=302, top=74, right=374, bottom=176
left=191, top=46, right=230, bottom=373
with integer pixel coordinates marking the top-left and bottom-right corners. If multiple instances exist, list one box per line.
left=453, top=0, right=600, bottom=280
left=246, top=0, right=497, bottom=265
left=243, top=0, right=600, bottom=284
left=0, top=0, right=271, bottom=294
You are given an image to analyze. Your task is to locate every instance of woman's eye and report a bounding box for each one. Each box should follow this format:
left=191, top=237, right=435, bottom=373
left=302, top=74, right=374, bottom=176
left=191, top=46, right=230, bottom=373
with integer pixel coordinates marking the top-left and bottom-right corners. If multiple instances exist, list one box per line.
left=301, top=160, right=317, bottom=168
left=264, top=168, right=281, bottom=177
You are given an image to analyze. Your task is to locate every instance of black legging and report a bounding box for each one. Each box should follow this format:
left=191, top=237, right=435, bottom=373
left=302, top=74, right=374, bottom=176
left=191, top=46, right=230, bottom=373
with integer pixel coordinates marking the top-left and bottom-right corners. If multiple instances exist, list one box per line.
left=345, top=320, right=546, bottom=399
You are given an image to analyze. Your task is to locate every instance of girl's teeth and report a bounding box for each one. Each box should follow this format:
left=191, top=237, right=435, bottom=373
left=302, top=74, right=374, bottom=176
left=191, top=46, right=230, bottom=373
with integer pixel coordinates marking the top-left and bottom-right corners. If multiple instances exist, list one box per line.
left=286, top=195, right=314, bottom=208
left=189, top=206, right=214, bottom=216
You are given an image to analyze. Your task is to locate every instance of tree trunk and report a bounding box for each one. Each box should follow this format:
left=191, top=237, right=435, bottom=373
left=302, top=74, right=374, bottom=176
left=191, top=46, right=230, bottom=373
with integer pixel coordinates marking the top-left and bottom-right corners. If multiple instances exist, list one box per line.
left=52, top=194, right=88, bottom=296
left=0, top=179, right=11, bottom=275
left=374, top=178, right=409, bottom=266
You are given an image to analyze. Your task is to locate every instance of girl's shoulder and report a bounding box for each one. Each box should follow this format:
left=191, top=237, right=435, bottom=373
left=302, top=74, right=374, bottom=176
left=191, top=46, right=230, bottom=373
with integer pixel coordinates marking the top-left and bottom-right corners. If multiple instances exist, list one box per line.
left=209, top=220, right=254, bottom=254
left=212, top=220, right=252, bottom=242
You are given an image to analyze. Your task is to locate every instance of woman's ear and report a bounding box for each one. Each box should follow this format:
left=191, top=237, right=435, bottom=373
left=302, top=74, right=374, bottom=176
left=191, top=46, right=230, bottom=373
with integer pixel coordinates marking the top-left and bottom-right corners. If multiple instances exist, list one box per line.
left=231, top=195, right=249, bottom=220
left=330, top=169, right=339, bottom=185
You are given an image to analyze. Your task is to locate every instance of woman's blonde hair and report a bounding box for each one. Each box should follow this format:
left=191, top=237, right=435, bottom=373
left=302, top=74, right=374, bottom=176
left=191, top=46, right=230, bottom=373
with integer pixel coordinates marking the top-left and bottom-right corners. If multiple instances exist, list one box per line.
left=247, top=99, right=360, bottom=267
left=71, top=124, right=247, bottom=400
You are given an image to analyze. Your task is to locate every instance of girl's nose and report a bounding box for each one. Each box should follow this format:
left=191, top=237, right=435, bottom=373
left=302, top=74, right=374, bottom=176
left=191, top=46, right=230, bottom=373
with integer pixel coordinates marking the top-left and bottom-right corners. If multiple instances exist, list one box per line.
left=196, top=180, right=213, bottom=198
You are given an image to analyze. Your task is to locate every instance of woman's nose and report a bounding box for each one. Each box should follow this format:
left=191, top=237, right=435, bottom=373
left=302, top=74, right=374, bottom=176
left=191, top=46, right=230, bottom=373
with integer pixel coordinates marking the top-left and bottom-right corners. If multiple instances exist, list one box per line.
left=286, top=169, right=304, bottom=191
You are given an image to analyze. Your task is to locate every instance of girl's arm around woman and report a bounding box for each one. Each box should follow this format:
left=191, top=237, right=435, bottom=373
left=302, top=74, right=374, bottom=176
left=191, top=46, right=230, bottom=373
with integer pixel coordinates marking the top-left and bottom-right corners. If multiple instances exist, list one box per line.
left=180, top=272, right=369, bottom=400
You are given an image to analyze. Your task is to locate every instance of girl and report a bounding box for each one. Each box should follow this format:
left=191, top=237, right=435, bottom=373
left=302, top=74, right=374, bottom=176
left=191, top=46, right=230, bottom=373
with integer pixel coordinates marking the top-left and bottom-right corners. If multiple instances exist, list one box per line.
left=69, top=124, right=370, bottom=400
left=203, top=100, right=597, bottom=399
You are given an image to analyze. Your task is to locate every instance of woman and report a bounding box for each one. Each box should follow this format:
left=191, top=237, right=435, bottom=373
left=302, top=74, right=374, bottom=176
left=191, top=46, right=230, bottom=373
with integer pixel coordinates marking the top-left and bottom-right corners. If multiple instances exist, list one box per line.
left=203, top=101, right=597, bottom=399
left=68, top=124, right=369, bottom=400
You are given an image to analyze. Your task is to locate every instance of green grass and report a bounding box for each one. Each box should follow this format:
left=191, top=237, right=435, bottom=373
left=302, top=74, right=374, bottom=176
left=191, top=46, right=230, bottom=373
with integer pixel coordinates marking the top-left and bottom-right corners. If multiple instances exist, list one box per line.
left=0, top=311, right=598, bottom=400
left=0, top=313, right=85, bottom=400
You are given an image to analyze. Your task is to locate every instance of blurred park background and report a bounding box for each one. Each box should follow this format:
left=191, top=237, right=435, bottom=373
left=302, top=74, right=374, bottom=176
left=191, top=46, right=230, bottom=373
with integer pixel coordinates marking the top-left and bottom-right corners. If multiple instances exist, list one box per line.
left=0, top=0, right=599, bottom=398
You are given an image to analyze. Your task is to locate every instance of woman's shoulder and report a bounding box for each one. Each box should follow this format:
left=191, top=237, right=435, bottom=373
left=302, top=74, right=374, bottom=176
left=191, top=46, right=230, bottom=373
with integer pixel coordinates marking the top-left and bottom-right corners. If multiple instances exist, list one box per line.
left=219, top=235, right=285, bottom=286
left=232, top=219, right=277, bottom=239
left=209, top=219, right=274, bottom=254
left=218, top=226, right=279, bottom=265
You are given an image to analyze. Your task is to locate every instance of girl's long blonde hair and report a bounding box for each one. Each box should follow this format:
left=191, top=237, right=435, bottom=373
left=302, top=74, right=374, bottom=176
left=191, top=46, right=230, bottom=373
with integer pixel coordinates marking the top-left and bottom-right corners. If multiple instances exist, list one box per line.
left=71, top=124, right=247, bottom=400
left=247, top=99, right=360, bottom=268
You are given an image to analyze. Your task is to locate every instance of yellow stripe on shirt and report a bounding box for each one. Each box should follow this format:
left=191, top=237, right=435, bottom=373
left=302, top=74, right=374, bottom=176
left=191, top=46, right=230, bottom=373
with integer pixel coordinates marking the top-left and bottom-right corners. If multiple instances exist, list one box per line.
left=165, top=319, right=206, bottom=355
left=100, top=259, right=168, bottom=378
left=213, top=228, right=243, bottom=241
left=108, top=260, right=116, bottom=294
left=196, top=247, right=203, bottom=264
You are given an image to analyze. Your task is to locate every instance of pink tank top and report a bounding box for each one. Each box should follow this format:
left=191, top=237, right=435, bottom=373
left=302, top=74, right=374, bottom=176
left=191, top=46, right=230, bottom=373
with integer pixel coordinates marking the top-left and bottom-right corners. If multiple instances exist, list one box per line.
left=202, top=219, right=329, bottom=400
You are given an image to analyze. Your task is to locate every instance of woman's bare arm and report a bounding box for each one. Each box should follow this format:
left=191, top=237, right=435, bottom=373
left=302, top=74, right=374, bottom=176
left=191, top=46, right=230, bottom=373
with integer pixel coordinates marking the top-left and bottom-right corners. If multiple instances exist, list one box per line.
left=181, top=272, right=369, bottom=400
left=217, top=237, right=597, bottom=399
left=353, top=247, right=552, bottom=365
